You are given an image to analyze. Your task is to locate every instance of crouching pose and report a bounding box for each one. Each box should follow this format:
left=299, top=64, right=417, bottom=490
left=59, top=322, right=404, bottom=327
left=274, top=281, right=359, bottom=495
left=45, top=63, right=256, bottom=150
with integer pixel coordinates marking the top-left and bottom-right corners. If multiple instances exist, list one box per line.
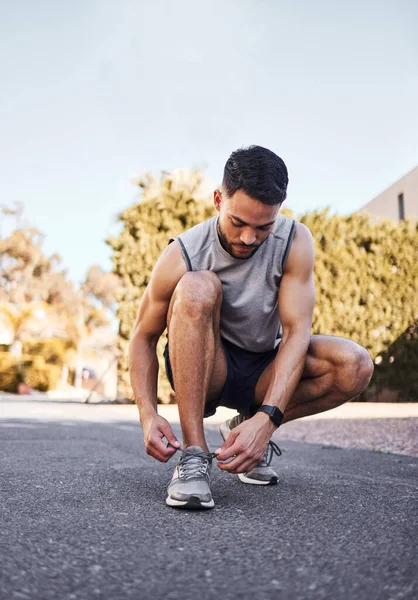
left=129, top=145, right=374, bottom=509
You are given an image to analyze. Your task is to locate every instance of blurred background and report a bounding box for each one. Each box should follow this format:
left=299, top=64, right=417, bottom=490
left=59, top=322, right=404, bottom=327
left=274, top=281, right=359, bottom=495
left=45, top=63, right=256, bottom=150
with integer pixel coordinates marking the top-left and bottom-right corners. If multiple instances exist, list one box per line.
left=1, top=0, right=417, bottom=404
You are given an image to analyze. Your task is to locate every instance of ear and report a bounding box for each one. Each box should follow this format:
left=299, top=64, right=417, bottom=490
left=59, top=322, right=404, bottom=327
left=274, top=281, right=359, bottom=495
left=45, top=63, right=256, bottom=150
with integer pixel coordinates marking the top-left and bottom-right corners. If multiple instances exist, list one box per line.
left=214, top=189, right=222, bottom=211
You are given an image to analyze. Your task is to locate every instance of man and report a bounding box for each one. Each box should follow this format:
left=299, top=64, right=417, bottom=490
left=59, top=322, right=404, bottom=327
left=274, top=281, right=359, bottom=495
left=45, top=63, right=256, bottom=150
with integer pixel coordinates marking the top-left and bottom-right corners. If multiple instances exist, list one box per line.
left=128, top=145, right=374, bottom=510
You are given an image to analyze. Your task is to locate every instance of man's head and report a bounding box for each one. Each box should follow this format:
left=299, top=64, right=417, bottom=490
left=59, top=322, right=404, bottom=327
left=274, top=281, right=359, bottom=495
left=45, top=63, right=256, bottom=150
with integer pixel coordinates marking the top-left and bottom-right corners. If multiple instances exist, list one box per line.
left=214, top=145, right=289, bottom=259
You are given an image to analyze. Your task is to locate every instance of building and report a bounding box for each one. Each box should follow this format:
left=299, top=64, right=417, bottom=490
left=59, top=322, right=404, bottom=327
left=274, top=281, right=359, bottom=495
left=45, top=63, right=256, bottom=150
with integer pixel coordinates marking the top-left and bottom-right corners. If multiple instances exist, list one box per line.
left=358, top=165, right=418, bottom=224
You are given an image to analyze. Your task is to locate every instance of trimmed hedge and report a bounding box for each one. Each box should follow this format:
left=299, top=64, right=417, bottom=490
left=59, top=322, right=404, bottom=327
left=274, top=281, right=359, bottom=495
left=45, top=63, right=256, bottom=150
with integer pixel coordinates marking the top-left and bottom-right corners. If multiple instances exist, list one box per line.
left=296, top=209, right=418, bottom=401
left=363, top=319, right=418, bottom=401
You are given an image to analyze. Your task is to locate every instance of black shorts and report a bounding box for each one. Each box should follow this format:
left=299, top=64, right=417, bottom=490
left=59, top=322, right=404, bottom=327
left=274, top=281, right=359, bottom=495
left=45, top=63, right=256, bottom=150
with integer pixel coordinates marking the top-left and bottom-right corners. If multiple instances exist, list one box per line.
left=163, top=336, right=280, bottom=418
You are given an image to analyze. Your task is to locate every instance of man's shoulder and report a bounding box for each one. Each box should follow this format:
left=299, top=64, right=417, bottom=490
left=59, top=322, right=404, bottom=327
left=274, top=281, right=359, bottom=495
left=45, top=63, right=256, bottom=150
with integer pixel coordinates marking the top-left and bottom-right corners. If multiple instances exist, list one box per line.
left=270, top=212, right=297, bottom=239
left=169, top=216, right=216, bottom=243
left=294, top=220, right=312, bottom=239
left=284, top=221, right=314, bottom=273
left=165, top=216, right=217, bottom=271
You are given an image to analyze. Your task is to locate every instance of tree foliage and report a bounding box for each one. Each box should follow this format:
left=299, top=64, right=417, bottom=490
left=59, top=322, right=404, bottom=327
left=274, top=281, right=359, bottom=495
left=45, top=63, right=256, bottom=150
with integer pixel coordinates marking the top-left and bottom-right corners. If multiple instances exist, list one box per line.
left=297, top=208, right=418, bottom=356
left=297, top=208, right=418, bottom=401
left=0, top=352, right=61, bottom=393
left=107, top=168, right=216, bottom=399
left=110, top=170, right=418, bottom=403
left=0, top=205, right=121, bottom=391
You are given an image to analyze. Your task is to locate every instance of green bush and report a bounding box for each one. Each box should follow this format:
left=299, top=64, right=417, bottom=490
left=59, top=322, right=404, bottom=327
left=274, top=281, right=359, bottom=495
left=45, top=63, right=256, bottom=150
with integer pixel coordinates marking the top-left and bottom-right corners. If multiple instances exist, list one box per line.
left=296, top=209, right=418, bottom=401
left=0, top=352, right=61, bottom=393
left=297, top=209, right=417, bottom=360
left=107, top=169, right=215, bottom=402
left=363, top=319, right=418, bottom=401
left=22, top=355, right=61, bottom=392
left=0, top=352, right=19, bottom=392
left=22, top=338, right=74, bottom=367
left=109, top=170, right=418, bottom=403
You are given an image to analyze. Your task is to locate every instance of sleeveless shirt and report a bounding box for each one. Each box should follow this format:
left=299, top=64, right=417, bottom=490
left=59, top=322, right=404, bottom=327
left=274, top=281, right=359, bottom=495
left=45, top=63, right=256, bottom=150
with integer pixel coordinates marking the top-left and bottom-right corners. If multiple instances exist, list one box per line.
left=168, top=213, right=296, bottom=353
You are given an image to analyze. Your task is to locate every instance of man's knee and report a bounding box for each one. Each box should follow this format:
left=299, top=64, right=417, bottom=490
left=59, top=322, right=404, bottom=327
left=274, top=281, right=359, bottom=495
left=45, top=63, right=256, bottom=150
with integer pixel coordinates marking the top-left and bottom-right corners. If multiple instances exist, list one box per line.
left=336, top=345, right=374, bottom=399
left=173, top=271, right=222, bottom=315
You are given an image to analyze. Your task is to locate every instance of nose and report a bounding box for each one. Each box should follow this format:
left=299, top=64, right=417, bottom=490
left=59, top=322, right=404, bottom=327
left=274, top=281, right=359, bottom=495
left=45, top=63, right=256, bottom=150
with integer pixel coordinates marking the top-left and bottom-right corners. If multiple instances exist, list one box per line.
left=240, top=229, right=256, bottom=246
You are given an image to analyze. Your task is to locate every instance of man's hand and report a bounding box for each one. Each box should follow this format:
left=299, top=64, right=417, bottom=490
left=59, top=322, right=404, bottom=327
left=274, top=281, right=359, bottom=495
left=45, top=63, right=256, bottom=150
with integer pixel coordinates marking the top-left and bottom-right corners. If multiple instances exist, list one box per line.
left=141, top=413, right=180, bottom=462
left=215, top=413, right=276, bottom=474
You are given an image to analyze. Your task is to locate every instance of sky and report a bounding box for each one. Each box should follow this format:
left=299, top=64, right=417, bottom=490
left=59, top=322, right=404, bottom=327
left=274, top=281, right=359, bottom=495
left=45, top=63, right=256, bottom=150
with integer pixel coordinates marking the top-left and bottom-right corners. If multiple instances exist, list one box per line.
left=1, top=0, right=417, bottom=283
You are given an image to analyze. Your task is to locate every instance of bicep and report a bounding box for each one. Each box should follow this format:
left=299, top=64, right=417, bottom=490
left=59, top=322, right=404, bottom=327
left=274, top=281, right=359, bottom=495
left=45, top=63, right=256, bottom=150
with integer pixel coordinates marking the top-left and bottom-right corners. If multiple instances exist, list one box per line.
left=131, top=241, right=187, bottom=344
left=278, top=223, right=316, bottom=336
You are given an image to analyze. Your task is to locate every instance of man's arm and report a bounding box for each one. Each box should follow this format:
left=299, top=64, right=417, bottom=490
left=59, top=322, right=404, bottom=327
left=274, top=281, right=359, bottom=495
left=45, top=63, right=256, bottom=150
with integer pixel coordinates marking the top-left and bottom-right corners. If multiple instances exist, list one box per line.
left=129, top=240, right=187, bottom=462
left=216, top=222, right=315, bottom=472
left=259, top=221, right=315, bottom=413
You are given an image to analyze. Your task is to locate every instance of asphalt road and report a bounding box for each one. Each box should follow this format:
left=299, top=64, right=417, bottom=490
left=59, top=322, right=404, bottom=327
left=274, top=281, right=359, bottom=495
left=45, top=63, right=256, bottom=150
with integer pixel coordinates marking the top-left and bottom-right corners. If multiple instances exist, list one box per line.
left=1, top=405, right=418, bottom=600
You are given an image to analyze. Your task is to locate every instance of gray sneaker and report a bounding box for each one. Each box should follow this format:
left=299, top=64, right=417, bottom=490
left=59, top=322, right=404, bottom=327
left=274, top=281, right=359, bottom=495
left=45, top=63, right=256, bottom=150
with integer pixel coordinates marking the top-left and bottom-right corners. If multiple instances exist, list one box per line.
left=219, top=415, right=281, bottom=485
left=166, top=446, right=215, bottom=509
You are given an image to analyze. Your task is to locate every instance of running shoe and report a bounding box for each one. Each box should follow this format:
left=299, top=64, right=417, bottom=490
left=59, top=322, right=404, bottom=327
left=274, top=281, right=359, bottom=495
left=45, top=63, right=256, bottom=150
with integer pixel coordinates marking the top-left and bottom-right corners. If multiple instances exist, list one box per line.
left=166, top=446, right=215, bottom=509
left=219, top=414, right=281, bottom=485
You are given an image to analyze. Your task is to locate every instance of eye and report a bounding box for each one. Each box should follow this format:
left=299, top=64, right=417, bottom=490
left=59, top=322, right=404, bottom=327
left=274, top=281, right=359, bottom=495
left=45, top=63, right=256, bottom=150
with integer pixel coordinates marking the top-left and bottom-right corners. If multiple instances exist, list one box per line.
left=231, top=220, right=244, bottom=228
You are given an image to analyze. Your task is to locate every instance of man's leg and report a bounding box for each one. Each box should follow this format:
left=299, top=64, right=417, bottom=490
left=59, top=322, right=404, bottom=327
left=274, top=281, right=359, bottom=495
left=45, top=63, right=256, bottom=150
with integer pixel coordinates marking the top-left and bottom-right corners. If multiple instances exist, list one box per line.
left=254, top=334, right=374, bottom=423
left=166, top=270, right=227, bottom=451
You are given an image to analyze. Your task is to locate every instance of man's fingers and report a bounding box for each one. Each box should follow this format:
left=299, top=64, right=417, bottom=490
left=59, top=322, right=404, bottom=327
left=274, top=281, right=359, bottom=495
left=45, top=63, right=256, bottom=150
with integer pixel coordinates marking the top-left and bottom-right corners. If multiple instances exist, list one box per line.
left=152, top=446, right=176, bottom=462
left=216, top=439, right=242, bottom=461
left=215, top=430, right=238, bottom=453
left=215, top=432, right=240, bottom=460
left=160, top=423, right=180, bottom=448
left=237, top=459, right=258, bottom=474
left=147, top=437, right=177, bottom=461
left=218, top=455, right=258, bottom=473
left=223, top=430, right=238, bottom=448
left=218, top=451, right=249, bottom=473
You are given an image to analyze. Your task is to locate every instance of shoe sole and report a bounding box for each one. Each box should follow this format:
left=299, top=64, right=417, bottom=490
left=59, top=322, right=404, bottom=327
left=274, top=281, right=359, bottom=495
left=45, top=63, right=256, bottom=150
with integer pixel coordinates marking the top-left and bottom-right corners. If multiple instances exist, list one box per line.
left=220, top=420, right=279, bottom=486
left=166, top=495, right=215, bottom=509
left=238, top=473, right=279, bottom=485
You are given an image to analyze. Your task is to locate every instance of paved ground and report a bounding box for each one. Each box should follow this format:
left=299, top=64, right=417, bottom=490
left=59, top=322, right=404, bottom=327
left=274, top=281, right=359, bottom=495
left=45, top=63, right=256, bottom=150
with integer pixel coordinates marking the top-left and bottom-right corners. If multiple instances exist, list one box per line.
left=3, top=399, right=417, bottom=456
left=1, top=402, right=418, bottom=599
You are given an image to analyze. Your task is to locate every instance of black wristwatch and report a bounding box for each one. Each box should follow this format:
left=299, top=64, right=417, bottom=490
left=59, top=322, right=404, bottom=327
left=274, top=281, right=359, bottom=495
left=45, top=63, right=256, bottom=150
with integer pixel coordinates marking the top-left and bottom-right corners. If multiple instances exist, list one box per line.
left=257, top=405, right=284, bottom=428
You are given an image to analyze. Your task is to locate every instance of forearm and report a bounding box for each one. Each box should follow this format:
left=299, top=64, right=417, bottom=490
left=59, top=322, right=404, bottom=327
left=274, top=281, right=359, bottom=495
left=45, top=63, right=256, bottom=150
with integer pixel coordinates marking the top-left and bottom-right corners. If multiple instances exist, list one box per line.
left=128, top=335, right=160, bottom=423
left=262, top=329, right=311, bottom=413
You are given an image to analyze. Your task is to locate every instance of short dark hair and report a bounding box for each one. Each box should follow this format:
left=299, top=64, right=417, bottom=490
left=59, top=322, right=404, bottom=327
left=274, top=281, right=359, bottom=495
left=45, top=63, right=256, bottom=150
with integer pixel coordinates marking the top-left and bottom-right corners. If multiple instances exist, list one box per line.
left=222, top=145, right=288, bottom=205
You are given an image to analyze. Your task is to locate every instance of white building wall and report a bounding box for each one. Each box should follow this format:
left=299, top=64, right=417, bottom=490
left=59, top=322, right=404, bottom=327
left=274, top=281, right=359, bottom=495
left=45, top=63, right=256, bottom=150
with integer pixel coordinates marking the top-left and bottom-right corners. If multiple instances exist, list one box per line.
left=358, top=165, right=418, bottom=223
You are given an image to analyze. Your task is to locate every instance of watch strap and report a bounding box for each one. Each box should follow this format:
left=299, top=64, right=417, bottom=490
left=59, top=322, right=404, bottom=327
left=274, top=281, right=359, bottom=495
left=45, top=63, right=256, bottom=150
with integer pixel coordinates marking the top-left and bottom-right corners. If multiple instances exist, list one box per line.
left=257, top=405, right=284, bottom=428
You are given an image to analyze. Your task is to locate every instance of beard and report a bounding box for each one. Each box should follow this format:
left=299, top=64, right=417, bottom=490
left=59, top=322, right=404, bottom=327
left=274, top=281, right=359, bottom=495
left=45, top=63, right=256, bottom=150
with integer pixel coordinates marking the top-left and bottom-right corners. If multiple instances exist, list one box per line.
left=216, top=219, right=259, bottom=259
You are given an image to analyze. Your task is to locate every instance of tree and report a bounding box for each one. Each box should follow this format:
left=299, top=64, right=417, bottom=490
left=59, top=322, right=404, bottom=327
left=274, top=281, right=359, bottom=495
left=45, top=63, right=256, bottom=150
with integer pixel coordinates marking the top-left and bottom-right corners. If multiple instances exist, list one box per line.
left=109, top=174, right=418, bottom=403
left=107, top=168, right=216, bottom=401
left=0, top=204, right=122, bottom=390
left=82, top=265, right=123, bottom=309
left=0, top=301, right=50, bottom=353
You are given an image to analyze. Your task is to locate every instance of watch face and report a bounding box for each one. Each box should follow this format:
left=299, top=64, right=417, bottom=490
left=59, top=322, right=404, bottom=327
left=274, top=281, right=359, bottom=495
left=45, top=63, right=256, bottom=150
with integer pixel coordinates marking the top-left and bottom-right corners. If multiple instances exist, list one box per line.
left=262, top=405, right=284, bottom=427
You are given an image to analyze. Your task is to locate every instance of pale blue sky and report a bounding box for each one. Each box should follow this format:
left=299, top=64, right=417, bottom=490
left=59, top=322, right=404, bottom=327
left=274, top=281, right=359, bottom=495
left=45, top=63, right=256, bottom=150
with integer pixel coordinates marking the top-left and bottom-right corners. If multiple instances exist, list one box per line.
left=1, top=0, right=417, bottom=283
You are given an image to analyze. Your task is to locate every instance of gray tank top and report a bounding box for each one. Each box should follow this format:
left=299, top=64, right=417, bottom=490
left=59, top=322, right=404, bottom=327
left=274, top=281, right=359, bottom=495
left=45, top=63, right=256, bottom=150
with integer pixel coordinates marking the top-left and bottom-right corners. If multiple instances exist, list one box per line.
left=168, top=214, right=296, bottom=353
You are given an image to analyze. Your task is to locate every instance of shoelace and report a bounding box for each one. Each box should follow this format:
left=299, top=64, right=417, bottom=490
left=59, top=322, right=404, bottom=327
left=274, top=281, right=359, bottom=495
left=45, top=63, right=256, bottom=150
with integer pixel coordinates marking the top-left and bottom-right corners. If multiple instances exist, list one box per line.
left=167, top=441, right=282, bottom=467
left=167, top=443, right=217, bottom=460
left=167, top=444, right=215, bottom=480
left=260, top=441, right=282, bottom=467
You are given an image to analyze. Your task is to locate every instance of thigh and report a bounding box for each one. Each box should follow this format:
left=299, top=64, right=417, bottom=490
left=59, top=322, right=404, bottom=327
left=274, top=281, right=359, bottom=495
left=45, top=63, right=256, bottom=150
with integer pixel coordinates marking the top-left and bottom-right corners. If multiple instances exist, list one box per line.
left=254, top=334, right=364, bottom=405
left=166, top=272, right=228, bottom=405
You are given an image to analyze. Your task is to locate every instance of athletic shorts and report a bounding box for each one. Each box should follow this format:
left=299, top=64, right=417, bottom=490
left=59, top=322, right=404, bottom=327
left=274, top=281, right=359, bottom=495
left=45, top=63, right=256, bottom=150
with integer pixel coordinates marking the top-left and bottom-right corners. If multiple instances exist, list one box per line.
left=163, top=336, right=280, bottom=418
